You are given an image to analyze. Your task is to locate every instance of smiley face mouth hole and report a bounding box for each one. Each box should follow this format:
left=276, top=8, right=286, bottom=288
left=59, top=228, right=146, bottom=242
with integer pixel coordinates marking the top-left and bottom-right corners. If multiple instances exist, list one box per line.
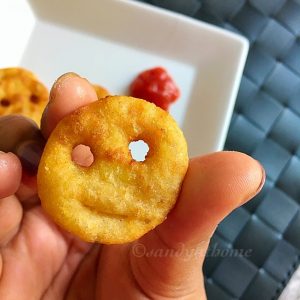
left=72, top=144, right=94, bottom=167
left=129, top=140, right=149, bottom=162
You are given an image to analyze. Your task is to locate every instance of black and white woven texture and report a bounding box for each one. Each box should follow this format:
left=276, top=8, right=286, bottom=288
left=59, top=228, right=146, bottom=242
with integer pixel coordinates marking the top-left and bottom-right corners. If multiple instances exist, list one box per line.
left=139, top=0, right=300, bottom=299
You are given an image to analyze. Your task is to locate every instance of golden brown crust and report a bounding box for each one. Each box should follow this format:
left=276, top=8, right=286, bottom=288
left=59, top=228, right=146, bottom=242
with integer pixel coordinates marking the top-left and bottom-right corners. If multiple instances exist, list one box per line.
left=37, top=96, right=188, bottom=244
left=0, top=67, right=49, bottom=125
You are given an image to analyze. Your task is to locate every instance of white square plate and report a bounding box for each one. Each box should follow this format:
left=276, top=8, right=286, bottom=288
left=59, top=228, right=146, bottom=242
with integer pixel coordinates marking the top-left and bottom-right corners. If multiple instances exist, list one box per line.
left=0, top=0, right=248, bottom=156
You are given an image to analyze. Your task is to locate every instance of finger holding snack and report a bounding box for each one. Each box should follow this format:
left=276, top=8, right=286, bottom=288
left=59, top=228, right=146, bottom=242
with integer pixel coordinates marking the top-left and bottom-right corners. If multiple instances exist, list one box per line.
left=0, top=73, right=264, bottom=299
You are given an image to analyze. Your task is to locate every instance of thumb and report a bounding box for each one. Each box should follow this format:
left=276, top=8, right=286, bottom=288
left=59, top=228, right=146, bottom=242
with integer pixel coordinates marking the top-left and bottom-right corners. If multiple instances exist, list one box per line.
left=130, top=151, right=265, bottom=299
left=160, top=151, right=265, bottom=246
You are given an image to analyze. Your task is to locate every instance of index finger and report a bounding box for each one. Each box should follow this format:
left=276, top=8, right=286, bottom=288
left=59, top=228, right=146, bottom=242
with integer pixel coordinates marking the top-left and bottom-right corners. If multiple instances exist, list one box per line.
left=41, top=72, right=98, bottom=138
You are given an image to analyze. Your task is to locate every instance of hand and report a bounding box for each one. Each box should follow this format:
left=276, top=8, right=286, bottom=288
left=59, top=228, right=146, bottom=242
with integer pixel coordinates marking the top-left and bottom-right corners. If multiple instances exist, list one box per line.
left=0, top=73, right=265, bottom=299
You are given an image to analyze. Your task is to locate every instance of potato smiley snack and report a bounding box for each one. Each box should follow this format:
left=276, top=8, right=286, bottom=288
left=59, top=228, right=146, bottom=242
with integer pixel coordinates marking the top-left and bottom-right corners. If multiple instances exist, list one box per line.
left=93, top=84, right=110, bottom=99
left=0, top=67, right=49, bottom=125
left=37, top=96, right=188, bottom=244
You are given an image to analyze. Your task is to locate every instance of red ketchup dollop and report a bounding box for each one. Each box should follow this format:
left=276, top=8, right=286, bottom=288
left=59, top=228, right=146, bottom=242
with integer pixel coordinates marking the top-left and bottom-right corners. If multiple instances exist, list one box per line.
left=129, top=67, right=180, bottom=111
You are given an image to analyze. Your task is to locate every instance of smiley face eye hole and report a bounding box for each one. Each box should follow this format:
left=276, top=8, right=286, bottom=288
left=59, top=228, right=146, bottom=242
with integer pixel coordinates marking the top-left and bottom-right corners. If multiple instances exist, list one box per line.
left=129, top=140, right=149, bottom=162
left=72, top=144, right=94, bottom=167
left=0, top=99, right=11, bottom=107
left=30, top=94, right=40, bottom=104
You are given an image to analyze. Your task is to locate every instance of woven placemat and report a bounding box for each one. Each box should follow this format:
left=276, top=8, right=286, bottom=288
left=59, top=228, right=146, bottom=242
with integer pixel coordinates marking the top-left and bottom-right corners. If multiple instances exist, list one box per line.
left=139, top=0, right=300, bottom=299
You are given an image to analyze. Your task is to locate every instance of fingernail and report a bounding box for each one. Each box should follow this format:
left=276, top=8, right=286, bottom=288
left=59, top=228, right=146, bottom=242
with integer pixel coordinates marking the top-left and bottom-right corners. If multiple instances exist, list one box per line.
left=16, top=139, right=45, bottom=176
left=50, top=72, right=80, bottom=102
left=56, top=72, right=79, bottom=82
left=256, top=162, right=266, bottom=194
left=241, top=160, right=266, bottom=205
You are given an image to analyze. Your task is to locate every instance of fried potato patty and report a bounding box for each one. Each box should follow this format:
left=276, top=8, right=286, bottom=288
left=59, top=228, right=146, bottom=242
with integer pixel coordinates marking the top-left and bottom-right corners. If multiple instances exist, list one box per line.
left=93, top=84, right=110, bottom=99
left=38, top=96, right=188, bottom=244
